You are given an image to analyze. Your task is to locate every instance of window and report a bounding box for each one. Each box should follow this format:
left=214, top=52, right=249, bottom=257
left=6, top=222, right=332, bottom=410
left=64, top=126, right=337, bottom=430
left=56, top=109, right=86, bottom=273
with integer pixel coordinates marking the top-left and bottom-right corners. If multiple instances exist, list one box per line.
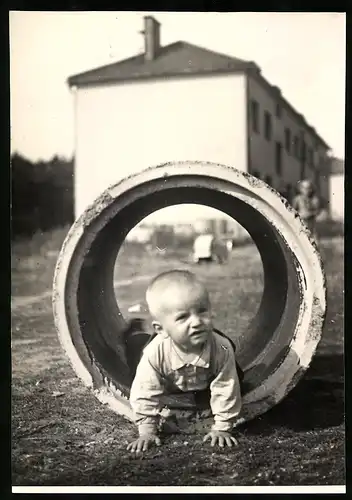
left=284, top=128, right=291, bottom=153
left=313, top=150, right=318, bottom=167
left=276, top=102, right=282, bottom=118
left=316, top=153, right=325, bottom=170
left=275, top=141, right=283, bottom=176
left=314, top=171, right=321, bottom=193
left=293, top=136, right=300, bottom=159
left=264, top=111, right=272, bottom=141
left=307, top=147, right=313, bottom=166
left=300, top=163, right=306, bottom=180
left=250, top=99, right=260, bottom=133
left=301, top=139, right=306, bottom=163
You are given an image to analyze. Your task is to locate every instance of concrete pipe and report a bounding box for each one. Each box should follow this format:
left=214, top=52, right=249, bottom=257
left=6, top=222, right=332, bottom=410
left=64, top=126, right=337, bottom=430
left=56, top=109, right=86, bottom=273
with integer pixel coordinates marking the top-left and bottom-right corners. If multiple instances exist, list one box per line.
left=52, top=161, right=326, bottom=431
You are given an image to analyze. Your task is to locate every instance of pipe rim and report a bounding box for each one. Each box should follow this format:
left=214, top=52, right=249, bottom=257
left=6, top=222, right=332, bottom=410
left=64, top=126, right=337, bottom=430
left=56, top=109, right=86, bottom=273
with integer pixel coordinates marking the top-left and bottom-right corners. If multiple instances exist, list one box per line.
left=53, top=161, right=326, bottom=425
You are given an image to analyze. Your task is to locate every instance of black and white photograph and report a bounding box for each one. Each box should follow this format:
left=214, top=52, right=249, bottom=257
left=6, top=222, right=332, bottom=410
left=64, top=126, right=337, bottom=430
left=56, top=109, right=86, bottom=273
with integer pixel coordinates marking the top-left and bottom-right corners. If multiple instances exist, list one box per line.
left=11, top=11, right=345, bottom=493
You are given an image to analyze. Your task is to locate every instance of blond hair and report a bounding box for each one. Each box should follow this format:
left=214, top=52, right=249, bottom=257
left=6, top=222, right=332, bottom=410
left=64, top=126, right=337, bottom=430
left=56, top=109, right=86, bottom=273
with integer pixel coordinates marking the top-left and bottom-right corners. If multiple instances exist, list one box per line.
left=146, top=270, right=208, bottom=319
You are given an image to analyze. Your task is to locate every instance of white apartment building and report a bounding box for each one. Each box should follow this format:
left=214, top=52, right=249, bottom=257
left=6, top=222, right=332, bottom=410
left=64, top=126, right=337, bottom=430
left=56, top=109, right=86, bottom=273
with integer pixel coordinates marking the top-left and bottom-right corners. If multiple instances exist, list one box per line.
left=68, top=16, right=331, bottom=219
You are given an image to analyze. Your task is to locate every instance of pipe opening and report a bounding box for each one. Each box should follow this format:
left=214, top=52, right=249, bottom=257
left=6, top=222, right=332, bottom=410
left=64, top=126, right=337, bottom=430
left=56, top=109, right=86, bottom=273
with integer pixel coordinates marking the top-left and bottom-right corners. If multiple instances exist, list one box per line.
left=114, top=204, right=265, bottom=385
left=64, top=176, right=302, bottom=406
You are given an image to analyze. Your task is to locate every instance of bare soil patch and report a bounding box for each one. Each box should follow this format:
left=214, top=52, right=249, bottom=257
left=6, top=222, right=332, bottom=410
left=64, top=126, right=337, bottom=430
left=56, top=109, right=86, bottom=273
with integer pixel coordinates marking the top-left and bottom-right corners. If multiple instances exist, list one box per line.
left=11, top=234, right=344, bottom=486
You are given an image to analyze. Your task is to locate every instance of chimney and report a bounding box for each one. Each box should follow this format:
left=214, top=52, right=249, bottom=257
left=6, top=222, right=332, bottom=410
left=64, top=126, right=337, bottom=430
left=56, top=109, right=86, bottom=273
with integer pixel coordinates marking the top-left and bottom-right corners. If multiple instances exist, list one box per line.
left=142, top=16, right=160, bottom=61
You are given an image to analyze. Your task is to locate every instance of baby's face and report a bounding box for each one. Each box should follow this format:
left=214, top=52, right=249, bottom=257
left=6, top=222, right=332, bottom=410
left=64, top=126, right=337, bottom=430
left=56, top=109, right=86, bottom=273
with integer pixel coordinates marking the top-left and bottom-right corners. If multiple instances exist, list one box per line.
left=154, top=285, right=213, bottom=351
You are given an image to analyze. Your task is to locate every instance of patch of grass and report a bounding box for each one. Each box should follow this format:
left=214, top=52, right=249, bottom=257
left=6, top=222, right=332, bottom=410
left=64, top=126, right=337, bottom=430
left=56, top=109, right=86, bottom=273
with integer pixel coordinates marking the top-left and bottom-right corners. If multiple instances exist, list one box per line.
left=11, top=227, right=70, bottom=297
left=115, top=243, right=264, bottom=334
left=12, top=226, right=70, bottom=260
left=317, top=219, right=344, bottom=239
left=11, top=364, right=344, bottom=486
left=11, top=236, right=344, bottom=486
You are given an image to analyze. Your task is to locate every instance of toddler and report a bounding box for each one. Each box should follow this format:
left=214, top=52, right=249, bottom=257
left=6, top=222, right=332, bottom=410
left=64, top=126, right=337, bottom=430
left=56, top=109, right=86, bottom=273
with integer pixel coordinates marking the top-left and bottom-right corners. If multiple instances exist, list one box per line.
left=127, top=270, right=242, bottom=453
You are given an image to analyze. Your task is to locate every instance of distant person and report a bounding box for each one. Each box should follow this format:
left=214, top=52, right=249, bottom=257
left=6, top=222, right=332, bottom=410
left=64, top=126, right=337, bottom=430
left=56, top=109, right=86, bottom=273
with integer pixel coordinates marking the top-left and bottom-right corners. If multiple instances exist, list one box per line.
left=292, top=179, right=321, bottom=243
left=126, top=270, right=242, bottom=453
left=193, top=233, right=215, bottom=264
left=193, top=233, right=227, bottom=264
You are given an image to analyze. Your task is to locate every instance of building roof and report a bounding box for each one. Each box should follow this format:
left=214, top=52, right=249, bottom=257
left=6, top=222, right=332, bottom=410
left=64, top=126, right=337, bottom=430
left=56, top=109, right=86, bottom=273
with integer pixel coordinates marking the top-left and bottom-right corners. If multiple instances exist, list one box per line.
left=68, top=41, right=254, bottom=86
left=329, top=157, right=344, bottom=175
left=68, top=40, right=330, bottom=150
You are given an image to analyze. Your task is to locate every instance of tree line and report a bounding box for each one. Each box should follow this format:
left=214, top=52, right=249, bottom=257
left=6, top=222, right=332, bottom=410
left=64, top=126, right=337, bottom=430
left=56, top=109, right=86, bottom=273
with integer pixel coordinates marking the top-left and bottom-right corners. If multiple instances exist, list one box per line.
left=11, top=153, right=340, bottom=241
left=11, top=153, right=74, bottom=239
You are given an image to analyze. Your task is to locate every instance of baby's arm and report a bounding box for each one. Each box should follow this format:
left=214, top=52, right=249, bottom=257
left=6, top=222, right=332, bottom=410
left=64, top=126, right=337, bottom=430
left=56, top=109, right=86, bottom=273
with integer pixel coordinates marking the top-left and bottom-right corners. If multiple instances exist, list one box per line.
left=204, top=343, right=242, bottom=448
left=127, top=353, right=165, bottom=452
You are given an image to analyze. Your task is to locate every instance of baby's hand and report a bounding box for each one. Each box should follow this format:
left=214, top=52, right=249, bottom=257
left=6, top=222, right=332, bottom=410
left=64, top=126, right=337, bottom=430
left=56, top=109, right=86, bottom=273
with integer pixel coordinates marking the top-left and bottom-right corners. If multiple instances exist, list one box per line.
left=127, top=434, right=161, bottom=453
left=203, top=430, right=238, bottom=448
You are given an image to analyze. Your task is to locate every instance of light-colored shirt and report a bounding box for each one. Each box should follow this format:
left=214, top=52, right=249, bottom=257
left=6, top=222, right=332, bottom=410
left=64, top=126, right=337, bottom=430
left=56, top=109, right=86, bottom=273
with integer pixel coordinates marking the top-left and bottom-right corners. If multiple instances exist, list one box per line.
left=292, top=194, right=320, bottom=220
left=129, top=331, right=242, bottom=435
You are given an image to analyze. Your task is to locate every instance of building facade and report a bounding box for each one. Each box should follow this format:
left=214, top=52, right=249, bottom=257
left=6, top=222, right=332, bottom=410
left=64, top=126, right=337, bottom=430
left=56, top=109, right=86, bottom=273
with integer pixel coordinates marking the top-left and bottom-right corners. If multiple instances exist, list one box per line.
left=72, top=73, right=248, bottom=217
left=247, top=71, right=330, bottom=204
left=69, top=16, right=331, bottom=219
left=328, top=157, right=344, bottom=221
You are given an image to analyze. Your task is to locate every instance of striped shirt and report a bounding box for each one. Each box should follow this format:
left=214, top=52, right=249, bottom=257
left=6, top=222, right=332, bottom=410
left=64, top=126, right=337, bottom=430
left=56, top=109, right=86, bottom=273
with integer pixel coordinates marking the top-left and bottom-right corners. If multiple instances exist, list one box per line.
left=129, top=331, right=242, bottom=435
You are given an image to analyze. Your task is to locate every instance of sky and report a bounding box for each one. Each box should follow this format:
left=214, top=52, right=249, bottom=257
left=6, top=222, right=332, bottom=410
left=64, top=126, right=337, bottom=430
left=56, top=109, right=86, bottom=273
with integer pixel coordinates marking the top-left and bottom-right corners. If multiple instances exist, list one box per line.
left=10, top=11, right=346, bottom=163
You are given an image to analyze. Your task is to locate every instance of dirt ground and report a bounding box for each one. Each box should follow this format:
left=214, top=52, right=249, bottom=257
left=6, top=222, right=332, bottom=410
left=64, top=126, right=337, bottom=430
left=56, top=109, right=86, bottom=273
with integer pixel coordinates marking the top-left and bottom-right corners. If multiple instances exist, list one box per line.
left=11, top=229, right=345, bottom=486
